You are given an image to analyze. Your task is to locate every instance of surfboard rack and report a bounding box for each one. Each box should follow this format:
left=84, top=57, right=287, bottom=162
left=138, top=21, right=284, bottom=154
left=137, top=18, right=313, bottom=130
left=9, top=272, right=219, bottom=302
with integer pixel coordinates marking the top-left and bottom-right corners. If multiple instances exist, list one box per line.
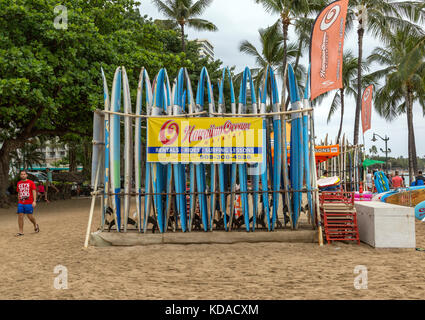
left=89, top=65, right=324, bottom=247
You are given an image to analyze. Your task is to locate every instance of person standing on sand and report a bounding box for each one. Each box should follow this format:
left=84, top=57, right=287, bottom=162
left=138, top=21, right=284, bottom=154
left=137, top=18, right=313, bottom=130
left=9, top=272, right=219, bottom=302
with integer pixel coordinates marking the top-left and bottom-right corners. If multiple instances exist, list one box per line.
left=45, top=168, right=59, bottom=200
left=366, top=169, right=373, bottom=191
left=16, top=170, right=40, bottom=236
left=392, top=170, right=404, bottom=189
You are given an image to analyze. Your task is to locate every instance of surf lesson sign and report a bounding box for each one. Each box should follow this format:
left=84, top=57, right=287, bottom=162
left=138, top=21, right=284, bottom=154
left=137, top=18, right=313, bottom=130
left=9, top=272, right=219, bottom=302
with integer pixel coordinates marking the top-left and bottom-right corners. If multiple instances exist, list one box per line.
left=147, top=117, right=264, bottom=163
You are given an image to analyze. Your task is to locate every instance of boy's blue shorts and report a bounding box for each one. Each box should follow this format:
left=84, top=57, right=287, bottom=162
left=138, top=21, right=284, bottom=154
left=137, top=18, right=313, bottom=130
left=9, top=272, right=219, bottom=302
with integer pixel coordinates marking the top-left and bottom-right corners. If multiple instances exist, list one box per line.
left=17, top=204, right=34, bottom=214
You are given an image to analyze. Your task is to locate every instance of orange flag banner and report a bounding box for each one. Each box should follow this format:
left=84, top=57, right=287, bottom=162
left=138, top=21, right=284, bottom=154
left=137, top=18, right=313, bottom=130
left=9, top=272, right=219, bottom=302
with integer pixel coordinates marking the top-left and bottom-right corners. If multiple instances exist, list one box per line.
left=310, top=0, right=349, bottom=101
left=361, top=85, right=374, bottom=133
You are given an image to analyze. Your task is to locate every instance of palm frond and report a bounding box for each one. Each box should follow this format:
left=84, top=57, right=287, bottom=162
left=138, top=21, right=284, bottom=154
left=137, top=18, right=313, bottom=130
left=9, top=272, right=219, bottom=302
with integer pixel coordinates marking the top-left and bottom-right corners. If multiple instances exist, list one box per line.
left=151, top=0, right=175, bottom=19
left=190, top=0, right=214, bottom=16
left=187, top=18, right=218, bottom=31
left=327, top=91, right=341, bottom=124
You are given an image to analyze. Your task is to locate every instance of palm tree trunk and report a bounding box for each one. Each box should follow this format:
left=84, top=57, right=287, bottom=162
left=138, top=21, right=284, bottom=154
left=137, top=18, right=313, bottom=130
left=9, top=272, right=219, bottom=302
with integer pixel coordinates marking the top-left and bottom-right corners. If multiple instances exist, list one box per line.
left=180, top=23, right=186, bottom=53
left=337, top=88, right=345, bottom=143
left=354, top=27, right=364, bottom=146
left=406, top=91, right=414, bottom=183
left=293, top=37, right=303, bottom=74
left=406, top=90, right=418, bottom=180
left=0, top=143, right=12, bottom=207
left=69, top=143, right=77, bottom=172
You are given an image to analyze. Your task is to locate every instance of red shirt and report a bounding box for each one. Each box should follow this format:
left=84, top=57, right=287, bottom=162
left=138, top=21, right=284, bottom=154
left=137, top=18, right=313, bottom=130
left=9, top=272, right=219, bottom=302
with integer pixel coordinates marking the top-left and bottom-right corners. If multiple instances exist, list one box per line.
left=392, top=176, right=403, bottom=188
left=17, top=180, right=36, bottom=205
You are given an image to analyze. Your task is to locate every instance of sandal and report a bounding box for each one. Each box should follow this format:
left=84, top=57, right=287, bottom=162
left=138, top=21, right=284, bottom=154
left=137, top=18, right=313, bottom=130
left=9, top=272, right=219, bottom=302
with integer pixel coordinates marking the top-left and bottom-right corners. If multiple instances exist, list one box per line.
left=34, top=224, right=40, bottom=233
left=15, top=233, right=24, bottom=237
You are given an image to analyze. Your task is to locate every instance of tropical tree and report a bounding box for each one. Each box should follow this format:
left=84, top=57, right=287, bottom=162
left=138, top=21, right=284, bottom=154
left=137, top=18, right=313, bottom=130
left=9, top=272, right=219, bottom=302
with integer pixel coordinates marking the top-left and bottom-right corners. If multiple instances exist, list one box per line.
left=239, top=27, right=300, bottom=81
left=10, top=139, right=46, bottom=173
left=254, top=0, right=328, bottom=74
left=0, top=0, right=198, bottom=206
left=347, top=0, right=425, bottom=146
left=367, top=30, right=425, bottom=183
left=369, top=145, right=378, bottom=156
left=151, top=0, right=218, bottom=52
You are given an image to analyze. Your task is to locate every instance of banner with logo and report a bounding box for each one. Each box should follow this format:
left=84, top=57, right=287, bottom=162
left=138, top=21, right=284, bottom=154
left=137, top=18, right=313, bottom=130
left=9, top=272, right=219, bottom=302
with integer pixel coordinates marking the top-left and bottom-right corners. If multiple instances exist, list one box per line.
left=310, top=0, right=349, bottom=101
left=147, top=118, right=264, bottom=163
left=361, top=84, right=374, bottom=133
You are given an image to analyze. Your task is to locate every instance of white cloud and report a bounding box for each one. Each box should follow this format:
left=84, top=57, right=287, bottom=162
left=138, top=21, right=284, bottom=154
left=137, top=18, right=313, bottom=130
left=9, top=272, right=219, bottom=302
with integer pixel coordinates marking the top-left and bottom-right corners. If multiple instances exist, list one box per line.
left=139, top=0, right=425, bottom=159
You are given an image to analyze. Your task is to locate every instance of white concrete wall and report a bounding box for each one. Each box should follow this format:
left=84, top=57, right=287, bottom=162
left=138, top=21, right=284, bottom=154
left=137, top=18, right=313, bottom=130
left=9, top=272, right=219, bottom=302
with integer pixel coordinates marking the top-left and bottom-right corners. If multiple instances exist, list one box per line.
left=355, top=201, right=416, bottom=248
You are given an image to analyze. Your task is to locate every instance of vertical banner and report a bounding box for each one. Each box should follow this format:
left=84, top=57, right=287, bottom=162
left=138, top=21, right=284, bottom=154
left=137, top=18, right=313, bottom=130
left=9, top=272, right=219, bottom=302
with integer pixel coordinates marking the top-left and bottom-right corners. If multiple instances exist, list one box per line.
left=310, top=0, right=349, bottom=101
left=147, top=117, right=263, bottom=163
left=361, top=85, right=374, bottom=133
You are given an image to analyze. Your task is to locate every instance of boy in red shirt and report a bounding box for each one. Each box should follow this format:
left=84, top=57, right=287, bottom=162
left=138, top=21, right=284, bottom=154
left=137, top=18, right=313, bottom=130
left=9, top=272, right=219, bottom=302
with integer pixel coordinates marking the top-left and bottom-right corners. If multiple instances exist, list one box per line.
left=392, top=171, right=404, bottom=189
left=16, top=170, right=40, bottom=236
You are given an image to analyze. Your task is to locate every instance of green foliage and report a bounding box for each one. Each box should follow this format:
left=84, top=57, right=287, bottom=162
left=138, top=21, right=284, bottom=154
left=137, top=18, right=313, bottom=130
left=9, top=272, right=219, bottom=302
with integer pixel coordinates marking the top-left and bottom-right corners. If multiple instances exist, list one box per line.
left=367, top=32, right=425, bottom=120
left=151, top=0, right=218, bottom=51
left=9, top=138, right=46, bottom=175
left=0, top=0, right=193, bottom=145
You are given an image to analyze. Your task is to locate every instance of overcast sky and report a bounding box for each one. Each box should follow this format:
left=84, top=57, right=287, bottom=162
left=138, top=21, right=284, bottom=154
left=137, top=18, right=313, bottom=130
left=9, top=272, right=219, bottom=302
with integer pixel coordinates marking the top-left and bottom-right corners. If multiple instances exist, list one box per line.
left=139, top=0, right=425, bottom=159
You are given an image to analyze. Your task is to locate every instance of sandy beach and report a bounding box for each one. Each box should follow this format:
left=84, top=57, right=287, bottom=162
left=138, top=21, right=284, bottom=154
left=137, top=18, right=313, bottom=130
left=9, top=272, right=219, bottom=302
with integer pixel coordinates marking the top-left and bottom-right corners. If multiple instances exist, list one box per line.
left=0, top=198, right=424, bottom=300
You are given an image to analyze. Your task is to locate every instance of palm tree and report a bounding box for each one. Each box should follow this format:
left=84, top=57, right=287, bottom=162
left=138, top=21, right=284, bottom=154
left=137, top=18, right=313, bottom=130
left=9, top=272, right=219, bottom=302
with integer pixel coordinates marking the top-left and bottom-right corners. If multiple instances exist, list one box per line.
left=239, top=26, right=300, bottom=92
left=347, top=0, right=425, bottom=146
left=326, top=51, right=364, bottom=144
left=10, top=138, right=46, bottom=173
left=152, top=0, right=218, bottom=52
left=367, top=31, right=425, bottom=183
left=254, top=0, right=327, bottom=73
left=369, top=145, right=378, bottom=156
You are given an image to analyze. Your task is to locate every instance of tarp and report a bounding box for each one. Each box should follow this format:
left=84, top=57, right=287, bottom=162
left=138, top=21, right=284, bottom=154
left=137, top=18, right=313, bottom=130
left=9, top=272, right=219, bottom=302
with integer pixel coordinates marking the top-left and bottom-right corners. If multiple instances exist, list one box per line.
left=363, top=159, right=385, bottom=167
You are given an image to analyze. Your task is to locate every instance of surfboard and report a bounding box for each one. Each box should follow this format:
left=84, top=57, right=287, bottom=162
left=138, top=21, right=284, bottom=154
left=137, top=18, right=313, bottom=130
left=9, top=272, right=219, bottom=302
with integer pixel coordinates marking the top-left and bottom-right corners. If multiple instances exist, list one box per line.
left=238, top=67, right=257, bottom=232
left=373, top=190, right=395, bottom=201
left=280, top=64, right=292, bottom=229
left=261, top=66, right=281, bottom=230
left=218, top=67, right=236, bottom=231
left=383, top=186, right=425, bottom=207
left=317, top=176, right=341, bottom=188
left=288, top=64, right=303, bottom=227
left=135, top=68, right=152, bottom=232
left=195, top=67, right=214, bottom=231
left=91, top=108, right=104, bottom=188
left=415, top=200, right=425, bottom=221
left=182, top=68, right=197, bottom=232
left=100, top=67, right=110, bottom=231
left=374, top=171, right=390, bottom=193
left=172, top=68, right=193, bottom=232
left=150, top=68, right=172, bottom=233
left=122, top=67, right=132, bottom=232
left=258, top=75, right=271, bottom=231
left=302, top=66, right=314, bottom=225
left=110, top=67, right=122, bottom=231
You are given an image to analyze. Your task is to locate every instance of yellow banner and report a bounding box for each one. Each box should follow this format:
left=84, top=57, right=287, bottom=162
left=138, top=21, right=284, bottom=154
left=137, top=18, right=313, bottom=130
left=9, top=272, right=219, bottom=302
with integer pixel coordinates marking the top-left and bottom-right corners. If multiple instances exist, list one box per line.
left=147, top=117, right=264, bottom=163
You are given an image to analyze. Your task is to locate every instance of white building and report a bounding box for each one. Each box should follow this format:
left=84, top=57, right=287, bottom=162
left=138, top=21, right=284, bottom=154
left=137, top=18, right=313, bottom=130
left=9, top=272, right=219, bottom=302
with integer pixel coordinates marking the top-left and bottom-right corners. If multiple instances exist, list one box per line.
left=196, top=39, right=215, bottom=62
left=40, top=145, right=68, bottom=166
left=39, top=138, right=68, bottom=166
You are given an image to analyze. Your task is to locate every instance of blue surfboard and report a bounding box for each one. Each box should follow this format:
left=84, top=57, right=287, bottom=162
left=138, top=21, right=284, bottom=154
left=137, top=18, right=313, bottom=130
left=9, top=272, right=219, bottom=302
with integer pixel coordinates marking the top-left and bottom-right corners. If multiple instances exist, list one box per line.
left=415, top=200, right=425, bottom=221
left=218, top=67, right=236, bottom=231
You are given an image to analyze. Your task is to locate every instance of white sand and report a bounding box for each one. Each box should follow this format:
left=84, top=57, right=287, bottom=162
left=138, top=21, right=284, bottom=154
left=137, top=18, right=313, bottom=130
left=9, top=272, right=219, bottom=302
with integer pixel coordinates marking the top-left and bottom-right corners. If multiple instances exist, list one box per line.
left=0, top=198, right=424, bottom=300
